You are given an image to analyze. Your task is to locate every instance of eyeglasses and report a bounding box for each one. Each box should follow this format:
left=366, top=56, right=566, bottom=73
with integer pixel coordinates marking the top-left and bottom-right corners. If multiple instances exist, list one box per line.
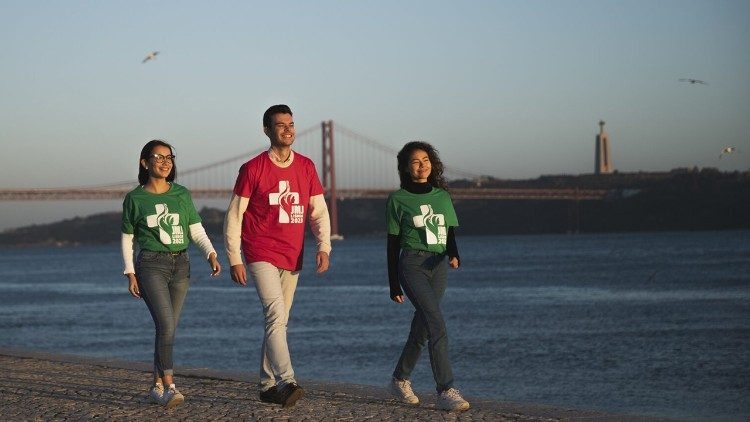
left=150, top=154, right=175, bottom=163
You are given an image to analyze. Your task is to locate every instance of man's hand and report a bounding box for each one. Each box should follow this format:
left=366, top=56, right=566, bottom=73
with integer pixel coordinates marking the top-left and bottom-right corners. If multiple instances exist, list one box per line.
left=449, top=256, right=459, bottom=269
left=316, top=251, right=330, bottom=274
left=230, top=264, right=247, bottom=286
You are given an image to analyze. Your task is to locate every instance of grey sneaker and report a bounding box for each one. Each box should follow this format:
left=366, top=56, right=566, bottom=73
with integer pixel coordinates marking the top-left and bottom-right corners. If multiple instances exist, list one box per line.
left=147, top=384, right=164, bottom=404
left=437, top=388, right=470, bottom=411
left=160, top=385, right=185, bottom=409
left=389, top=377, right=419, bottom=405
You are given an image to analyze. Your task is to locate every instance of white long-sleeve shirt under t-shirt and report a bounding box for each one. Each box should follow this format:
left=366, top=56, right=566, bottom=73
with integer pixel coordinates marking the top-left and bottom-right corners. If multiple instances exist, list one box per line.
left=121, top=223, right=217, bottom=275
left=224, top=150, right=332, bottom=267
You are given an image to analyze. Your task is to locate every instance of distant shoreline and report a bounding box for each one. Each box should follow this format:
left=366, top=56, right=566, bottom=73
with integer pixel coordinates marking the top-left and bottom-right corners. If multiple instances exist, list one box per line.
left=2, top=169, right=748, bottom=246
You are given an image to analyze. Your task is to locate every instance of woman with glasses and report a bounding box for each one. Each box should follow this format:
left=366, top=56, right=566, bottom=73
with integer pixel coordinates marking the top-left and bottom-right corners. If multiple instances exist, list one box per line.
left=121, top=139, right=221, bottom=408
left=385, top=141, right=470, bottom=411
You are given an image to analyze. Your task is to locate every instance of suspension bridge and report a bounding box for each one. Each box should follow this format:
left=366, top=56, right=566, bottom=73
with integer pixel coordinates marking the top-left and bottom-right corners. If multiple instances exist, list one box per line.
left=0, top=121, right=608, bottom=234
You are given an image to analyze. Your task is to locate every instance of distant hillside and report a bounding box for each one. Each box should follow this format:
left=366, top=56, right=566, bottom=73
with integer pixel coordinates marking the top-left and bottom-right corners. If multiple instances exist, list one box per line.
left=0, top=212, right=123, bottom=247
left=0, top=208, right=226, bottom=247
left=1, top=169, right=748, bottom=246
left=453, top=166, right=749, bottom=190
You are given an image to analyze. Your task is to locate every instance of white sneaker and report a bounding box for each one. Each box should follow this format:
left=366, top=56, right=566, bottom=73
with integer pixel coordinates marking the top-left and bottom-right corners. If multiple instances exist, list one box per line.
left=160, top=385, right=185, bottom=409
left=437, top=388, right=470, bottom=411
left=148, top=384, right=164, bottom=404
left=388, top=377, right=419, bottom=405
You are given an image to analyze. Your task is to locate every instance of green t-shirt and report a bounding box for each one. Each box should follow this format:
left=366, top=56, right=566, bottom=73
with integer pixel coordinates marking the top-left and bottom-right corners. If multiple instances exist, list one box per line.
left=386, top=187, right=459, bottom=253
left=121, top=183, right=201, bottom=252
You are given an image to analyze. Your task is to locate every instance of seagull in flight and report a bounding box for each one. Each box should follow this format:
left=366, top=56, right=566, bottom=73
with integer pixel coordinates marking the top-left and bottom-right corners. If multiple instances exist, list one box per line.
left=142, top=51, right=159, bottom=64
left=679, top=78, right=708, bottom=85
left=719, top=146, right=737, bottom=159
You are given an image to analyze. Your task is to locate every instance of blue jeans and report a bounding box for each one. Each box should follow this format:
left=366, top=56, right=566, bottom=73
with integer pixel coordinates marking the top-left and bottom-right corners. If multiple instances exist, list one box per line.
left=136, top=250, right=190, bottom=377
left=393, top=249, right=454, bottom=393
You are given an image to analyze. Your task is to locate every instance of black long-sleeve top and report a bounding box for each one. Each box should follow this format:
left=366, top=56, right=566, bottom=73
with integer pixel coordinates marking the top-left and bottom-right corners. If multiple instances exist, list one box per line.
left=387, top=181, right=460, bottom=299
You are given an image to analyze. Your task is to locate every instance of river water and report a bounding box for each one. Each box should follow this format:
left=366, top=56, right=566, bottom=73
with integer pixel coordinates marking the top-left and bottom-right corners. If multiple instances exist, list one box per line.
left=1, top=230, right=748, bottom=420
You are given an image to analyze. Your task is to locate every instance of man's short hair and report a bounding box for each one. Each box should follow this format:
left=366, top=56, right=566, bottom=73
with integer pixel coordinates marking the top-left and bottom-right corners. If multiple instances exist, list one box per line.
left=263, top=104, right=293, bottom=129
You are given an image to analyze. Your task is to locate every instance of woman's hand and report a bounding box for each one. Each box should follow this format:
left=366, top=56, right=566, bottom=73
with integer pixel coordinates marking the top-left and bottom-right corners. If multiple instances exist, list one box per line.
left=208, top=252, right=222, bottom=277
left=126, top=274, right=140, bottom=299
left=391, top=295, right=405, bottom=304
left=449, top=257, right=459, bottom=269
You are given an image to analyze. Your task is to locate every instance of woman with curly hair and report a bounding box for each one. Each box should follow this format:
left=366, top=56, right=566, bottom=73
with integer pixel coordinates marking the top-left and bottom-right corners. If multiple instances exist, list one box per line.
left=385, top=141, right=470, bottom=411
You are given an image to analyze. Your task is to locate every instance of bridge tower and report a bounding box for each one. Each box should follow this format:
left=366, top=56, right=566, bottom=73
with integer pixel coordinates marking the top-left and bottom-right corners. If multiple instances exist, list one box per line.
left=321, top=120, right=342, bottom=239
left=595, top=120, right=613, bottom=174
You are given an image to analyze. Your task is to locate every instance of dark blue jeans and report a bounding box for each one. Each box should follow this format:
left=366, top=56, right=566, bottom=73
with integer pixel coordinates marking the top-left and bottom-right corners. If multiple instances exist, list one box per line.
left=393, top=249, right=454, bottom=393
left=136, top=250, right=190, bottom=377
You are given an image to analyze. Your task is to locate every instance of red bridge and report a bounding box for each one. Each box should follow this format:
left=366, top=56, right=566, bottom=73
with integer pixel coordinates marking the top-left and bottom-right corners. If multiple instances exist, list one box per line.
left=0, top=121, right=609, bottom=235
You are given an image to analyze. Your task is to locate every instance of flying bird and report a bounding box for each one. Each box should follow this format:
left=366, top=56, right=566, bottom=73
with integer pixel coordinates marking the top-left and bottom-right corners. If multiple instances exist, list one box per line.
left=142, top=51, right=159, bottom=63
left=719, top=146, right=737, bottom=159
left=679, top=78, right=708, bottom=85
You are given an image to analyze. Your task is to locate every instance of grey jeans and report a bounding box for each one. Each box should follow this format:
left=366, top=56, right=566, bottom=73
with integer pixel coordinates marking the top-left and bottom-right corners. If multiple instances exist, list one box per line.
left=393, top=249, right=454, bottom=393
left=249, top=261, right=300, bottom=391
left=136, top=250, right=190, bottom=377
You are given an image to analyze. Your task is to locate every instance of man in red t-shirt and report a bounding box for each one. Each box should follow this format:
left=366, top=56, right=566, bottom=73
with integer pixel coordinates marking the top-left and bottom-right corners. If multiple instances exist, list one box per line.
left=224, top=104, right=331, bottom=408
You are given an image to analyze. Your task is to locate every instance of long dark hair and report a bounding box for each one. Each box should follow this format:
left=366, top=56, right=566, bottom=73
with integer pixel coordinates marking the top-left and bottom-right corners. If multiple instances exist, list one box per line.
left=396, top=141, right=447, bottom=190
left=138, top=140, right=176, bottom=186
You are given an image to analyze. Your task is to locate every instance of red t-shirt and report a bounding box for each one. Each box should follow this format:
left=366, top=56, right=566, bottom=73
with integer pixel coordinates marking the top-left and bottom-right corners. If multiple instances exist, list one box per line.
left=233, top=151, right=324, bottom=271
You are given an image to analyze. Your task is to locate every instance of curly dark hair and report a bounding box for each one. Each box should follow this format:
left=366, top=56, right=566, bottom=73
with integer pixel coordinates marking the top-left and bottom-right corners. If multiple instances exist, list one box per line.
left=396, top=141, right=447, bottom=190
left=138, top=140, right=176, bottom=186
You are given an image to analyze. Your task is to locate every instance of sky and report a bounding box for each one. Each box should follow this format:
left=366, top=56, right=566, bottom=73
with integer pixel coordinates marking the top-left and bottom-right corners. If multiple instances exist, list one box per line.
left=1, top=0, right=749, bottom=230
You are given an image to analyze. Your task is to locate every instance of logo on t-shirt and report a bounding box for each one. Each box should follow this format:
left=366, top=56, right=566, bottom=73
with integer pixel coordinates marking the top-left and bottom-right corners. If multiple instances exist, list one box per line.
left=412, top=204, right=446, bottom=245
left=269, top=181, right=304, bottom=224
left=146, top=204, right=184, bottom=245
